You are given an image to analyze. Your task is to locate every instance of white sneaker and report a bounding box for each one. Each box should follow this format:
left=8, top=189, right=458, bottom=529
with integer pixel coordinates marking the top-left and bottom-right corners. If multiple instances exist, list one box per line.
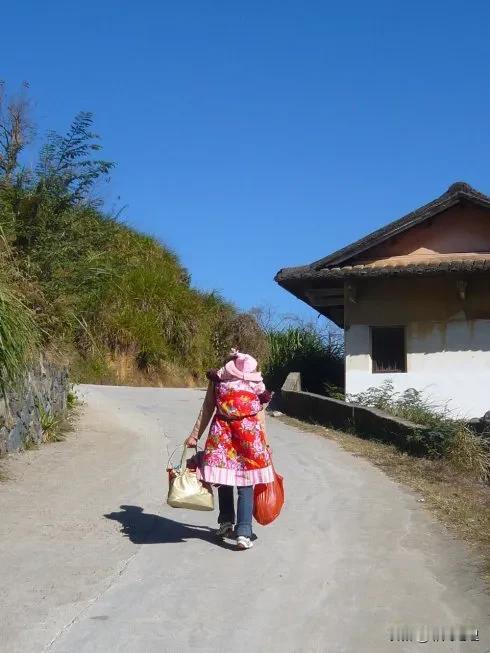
left=215, top=522, right=234, bottom=539
left=236, top=535, right=254, bottom=550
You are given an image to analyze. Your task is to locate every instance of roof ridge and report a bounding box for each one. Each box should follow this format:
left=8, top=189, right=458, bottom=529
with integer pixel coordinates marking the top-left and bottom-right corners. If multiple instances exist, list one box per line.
left=307, top=181, right=490, bottom=271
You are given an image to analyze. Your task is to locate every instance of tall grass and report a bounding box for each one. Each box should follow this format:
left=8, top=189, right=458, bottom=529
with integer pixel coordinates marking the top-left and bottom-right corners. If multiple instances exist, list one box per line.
left=263, top=325, right=344, bottom=394
left=0, top=276, right=39, bottom=394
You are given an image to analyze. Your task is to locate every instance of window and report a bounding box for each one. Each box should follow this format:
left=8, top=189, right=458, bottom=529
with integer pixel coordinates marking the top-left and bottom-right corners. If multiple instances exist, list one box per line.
left=371, top=326, right=406, bottom=373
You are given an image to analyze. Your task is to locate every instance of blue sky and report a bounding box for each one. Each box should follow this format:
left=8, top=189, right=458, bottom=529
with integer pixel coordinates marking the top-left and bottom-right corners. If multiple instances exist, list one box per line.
left=2, top=1, right=490, bottom=323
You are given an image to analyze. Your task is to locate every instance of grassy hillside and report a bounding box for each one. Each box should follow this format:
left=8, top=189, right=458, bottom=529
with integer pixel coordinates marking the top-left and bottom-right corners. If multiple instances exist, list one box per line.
left=0, top=96, right=266, bottom=388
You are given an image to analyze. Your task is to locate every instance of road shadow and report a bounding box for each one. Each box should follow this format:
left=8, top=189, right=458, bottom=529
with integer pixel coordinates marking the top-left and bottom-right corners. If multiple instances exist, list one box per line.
left=104, top=505, right=236, bottom=549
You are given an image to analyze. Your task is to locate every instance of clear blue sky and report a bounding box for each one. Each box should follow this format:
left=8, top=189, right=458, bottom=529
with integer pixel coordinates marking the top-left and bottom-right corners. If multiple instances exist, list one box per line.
left=2, top=0, right=490, bottom=322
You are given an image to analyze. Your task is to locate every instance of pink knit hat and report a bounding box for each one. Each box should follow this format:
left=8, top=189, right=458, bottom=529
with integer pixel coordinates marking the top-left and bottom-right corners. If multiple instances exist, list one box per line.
left=218, top=350, right=263, bottom=383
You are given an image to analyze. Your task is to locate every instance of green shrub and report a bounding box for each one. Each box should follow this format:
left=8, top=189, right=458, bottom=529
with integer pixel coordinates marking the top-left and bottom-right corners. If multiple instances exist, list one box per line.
left=349, top=380, right=490, bottom=469
left=323, top=382, right=346, bottom=400
left=37, top=404, right=64, bottom=442
left=66, top=388, right=78, bottom=409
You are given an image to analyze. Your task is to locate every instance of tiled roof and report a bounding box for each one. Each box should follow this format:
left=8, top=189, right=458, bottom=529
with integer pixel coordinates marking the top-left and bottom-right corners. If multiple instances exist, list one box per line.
left=277, top=253, right=490, bottom=281
left=275, top=182, right=490, bottom=325
left=276, top=182, right=490, bottom=286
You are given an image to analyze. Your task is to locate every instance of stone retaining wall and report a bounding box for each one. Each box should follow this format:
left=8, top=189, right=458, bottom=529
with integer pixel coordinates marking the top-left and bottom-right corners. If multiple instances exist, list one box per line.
left=279, top=372, right=430, bottom=455
left=0, top=357, right=69, bottom=454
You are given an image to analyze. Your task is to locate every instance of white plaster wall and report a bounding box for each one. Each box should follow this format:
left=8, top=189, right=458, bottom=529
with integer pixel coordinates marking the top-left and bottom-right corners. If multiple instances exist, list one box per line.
left=345, top=320, right=490, bottom=418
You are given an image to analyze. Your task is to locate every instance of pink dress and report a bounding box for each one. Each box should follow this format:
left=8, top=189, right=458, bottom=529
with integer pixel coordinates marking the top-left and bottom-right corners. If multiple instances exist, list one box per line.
left=196, top=379, right=274, bottom=487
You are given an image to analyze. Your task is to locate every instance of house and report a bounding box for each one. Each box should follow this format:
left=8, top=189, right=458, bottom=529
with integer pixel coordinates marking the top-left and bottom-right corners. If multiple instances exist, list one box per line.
left=275, top=182, right=490, bottom=418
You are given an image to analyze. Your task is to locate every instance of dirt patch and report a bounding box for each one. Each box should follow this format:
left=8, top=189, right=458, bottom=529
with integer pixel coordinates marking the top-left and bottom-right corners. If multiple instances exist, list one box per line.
left=71, top=350, right=201, bottom=388
left=277, top=414, right=490, bottom=584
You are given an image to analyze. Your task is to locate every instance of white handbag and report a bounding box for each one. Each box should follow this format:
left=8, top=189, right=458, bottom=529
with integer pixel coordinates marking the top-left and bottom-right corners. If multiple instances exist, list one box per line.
left=167, top=446, right=214, bottom=511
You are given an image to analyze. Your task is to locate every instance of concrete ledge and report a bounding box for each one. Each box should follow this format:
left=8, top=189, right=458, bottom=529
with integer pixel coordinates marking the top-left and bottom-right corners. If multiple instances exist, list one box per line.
left=279, top=373, right=430, bottom=455
left=281, top=371, right=302, bottom=392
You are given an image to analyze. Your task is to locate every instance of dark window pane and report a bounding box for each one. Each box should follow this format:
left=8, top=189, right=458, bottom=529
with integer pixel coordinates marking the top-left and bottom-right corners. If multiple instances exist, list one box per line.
left=371, top=327, right=406, bottom=373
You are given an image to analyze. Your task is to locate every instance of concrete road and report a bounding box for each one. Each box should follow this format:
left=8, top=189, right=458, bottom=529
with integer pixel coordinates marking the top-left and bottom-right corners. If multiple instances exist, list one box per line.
left=0, top=385, right=488, bottom=653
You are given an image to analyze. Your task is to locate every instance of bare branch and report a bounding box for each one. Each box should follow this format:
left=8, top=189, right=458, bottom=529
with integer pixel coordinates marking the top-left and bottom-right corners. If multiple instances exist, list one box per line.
left=0, top=84, right=33, bottom=184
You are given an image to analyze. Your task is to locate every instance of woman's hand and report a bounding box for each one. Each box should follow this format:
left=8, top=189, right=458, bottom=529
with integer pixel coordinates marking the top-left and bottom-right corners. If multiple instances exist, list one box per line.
left=185, top=435, right=198, bottom=448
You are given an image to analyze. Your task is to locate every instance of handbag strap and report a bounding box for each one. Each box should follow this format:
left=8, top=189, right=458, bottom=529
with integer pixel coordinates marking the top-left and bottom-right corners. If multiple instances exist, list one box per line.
left=179, top=444, right=189, bottom=471
left=167, top=443, right=201, bottom=470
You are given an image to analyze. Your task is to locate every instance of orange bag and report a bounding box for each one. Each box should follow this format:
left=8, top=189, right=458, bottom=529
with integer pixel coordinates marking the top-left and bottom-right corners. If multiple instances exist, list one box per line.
left=253, top=467, right=284, bottom=525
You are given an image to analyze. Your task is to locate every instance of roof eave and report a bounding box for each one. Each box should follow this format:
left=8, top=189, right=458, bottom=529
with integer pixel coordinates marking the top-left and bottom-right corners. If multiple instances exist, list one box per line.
left=275, top=276, right=345, bottom=327
left=276, top=260, right=490, bottom=283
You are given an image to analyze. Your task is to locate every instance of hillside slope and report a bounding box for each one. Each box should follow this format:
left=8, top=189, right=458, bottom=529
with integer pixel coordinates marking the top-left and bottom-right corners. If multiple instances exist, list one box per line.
left=0, top=99, right=265, bottom=387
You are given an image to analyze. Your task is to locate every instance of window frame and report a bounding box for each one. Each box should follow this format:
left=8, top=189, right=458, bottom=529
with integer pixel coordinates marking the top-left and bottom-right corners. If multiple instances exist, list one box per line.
left=370, top=325, right=407, bottom=374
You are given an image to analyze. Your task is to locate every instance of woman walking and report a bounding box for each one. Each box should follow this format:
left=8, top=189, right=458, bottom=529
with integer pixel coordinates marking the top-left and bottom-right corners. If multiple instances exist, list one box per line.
left=185, top=349, right=273, bottom=549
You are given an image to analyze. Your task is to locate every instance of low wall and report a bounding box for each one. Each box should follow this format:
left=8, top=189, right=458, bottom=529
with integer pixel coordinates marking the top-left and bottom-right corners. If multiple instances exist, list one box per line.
left=0, top=356, right=69, bottom=455
left=279, top=372, right=430, bottom=455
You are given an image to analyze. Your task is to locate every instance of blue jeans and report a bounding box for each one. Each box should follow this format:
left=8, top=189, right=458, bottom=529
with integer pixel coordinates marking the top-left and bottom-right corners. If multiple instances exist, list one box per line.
left=218, top=485, right=253, bottom=538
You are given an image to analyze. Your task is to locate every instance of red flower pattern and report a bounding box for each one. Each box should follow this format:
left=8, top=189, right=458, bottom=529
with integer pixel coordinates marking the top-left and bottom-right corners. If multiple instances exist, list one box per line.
left=202, top=381, right=271, bottom=473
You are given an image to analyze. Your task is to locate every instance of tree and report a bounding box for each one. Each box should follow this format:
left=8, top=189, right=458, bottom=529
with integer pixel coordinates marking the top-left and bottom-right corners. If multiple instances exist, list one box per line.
left=0, top=82, right=33, bottom=184
left=36, top=111, right=114, bottom=205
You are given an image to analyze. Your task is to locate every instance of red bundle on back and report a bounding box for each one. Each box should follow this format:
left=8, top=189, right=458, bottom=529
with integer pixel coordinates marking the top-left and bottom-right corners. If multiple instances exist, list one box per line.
left=253, top=467, right=284, bottom=525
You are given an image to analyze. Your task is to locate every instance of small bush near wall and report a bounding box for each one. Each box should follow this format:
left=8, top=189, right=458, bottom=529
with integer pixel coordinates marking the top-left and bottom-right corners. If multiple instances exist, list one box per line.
left=349, top=381, right=490, bottom=481
left=348, top=381, right=460, bottom=457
